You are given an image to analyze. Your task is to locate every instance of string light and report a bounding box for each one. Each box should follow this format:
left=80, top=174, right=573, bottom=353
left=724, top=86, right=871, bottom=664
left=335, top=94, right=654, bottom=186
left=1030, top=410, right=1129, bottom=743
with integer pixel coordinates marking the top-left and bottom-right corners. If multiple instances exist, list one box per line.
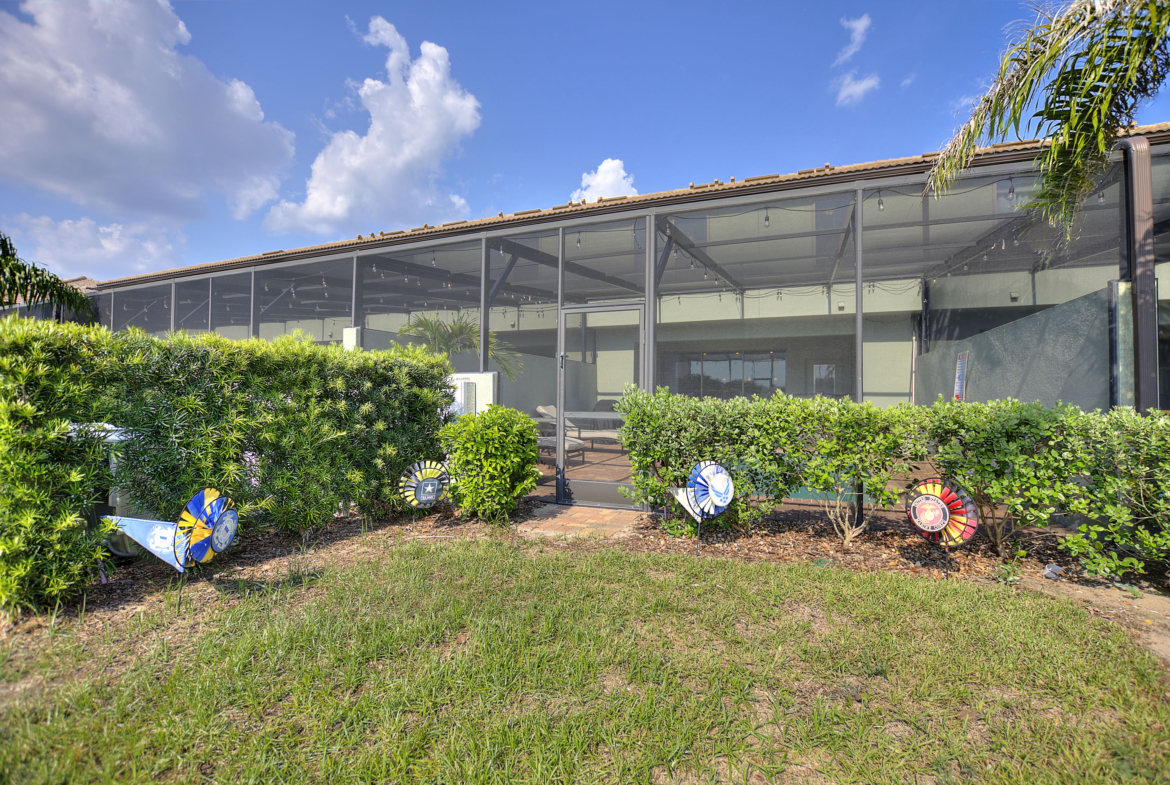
left=1098, top=191, right=1105, bottom=204
left=877, top=192, right=884, bottom=211
left=576, top=233, right=581, bottom=248
left=431, top=252, right=436, bottom=266
left=1007, top=179, right=1015, bottom=200
left=764, top=207, right=770, bottom=228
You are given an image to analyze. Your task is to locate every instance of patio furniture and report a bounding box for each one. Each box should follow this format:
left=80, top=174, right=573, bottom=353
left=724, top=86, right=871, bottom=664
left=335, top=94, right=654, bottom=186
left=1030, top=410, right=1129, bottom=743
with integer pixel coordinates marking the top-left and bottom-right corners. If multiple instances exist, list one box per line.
left=537, top=435, right=586, bottom=465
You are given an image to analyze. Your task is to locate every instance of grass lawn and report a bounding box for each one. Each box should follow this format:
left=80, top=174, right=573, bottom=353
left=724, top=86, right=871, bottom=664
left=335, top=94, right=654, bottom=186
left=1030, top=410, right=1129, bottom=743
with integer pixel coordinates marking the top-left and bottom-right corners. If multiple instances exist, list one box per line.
left=2, top=536, right=1168, bottom=784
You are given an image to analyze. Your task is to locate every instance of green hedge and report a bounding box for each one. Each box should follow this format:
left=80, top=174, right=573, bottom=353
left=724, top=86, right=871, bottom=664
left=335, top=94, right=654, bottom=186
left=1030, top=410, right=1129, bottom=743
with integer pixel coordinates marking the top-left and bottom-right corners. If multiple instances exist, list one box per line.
left=0, top=318, right=113, bottom=613
left=619, top=386, right=1170, bottom=576
left=109, top=331, right=454, bottom=530
left=0, top=317, right=455, bottom=612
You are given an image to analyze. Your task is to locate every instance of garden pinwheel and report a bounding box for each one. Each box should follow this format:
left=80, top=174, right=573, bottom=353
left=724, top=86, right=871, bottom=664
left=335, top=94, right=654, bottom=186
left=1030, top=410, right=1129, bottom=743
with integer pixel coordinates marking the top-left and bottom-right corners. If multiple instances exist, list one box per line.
left=399, top=460, right=450, bottom=509
left=106, top=488, right=239, bottom=573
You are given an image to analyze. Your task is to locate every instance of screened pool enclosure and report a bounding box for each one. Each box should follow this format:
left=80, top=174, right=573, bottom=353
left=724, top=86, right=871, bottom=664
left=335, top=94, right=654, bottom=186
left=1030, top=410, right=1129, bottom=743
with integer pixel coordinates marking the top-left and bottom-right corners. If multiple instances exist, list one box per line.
left=84, top=129, right=1170, bottom=507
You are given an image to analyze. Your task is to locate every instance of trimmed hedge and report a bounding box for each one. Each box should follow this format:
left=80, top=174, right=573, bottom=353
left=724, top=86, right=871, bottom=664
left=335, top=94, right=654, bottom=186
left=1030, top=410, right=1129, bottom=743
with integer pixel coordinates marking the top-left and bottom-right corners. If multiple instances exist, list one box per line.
left=109, top=331, right=454, bottom=530
left=0, top=318, right=113, bottom=613
left=0, top=317, right=455, bottom=612
left=618, top=386, right=1170, bottom=575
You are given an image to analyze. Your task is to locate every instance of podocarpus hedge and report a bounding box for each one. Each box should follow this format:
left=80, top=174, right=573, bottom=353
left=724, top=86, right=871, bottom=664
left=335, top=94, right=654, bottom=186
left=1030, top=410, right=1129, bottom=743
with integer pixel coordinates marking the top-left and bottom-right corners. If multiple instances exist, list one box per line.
left=109, top=330, right=455, bottom=530
left=618, top=386, right=1170, bottom=576
left=0, top=318, right=114, bottom=613
left=0, top=316, right=455, bottom=613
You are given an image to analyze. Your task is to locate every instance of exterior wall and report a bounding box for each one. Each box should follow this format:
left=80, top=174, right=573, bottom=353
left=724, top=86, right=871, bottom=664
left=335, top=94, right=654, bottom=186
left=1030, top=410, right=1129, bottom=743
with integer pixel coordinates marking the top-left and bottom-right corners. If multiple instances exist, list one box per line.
left=914, top=286, right=1112, bottom=411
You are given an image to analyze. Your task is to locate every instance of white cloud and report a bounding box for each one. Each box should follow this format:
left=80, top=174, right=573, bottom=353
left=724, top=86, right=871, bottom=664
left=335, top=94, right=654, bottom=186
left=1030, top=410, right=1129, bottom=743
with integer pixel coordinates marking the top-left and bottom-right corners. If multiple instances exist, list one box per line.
left=833, top=15, right=872, bottom=66
left=901, top=73, right=917, bottom=89
left=835, top=71, right=881, bottom=106
left=7, top=214, right=185, bottom=281
left=0, top=1, right=294, bottom=221
left=265, top=17, right=480, bottom=236
left=570, top=159, right=637, bottom=203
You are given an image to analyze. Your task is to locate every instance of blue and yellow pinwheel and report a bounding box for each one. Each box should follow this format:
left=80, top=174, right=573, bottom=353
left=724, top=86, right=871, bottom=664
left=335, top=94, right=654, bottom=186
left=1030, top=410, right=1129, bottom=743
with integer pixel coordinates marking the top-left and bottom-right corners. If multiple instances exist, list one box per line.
left=107, top=488, right=239, bottom=573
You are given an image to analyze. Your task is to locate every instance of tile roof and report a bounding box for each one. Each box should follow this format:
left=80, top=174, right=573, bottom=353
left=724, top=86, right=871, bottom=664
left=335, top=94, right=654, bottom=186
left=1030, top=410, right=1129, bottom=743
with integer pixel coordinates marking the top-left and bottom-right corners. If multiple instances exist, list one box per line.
left=96, top=122, right=1170, bottom=290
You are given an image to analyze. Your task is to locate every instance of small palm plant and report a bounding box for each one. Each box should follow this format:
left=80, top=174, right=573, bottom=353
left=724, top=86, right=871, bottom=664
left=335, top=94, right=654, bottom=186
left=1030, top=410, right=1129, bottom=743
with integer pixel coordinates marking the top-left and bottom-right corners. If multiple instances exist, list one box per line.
left=1, top=232, right=95, bottom=317
left=397, top=311, right=522, bottom=381
left=928, top=1, right=1170, bottom=236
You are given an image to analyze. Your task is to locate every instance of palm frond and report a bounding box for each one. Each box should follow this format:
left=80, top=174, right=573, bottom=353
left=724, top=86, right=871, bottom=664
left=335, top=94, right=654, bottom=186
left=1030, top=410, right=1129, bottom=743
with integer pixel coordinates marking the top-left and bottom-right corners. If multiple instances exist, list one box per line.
left=397, top=311, right=523, bottom=381
left=927, top=0, right=1170, bottom=237
left=0, top=232, right=95, bottom=318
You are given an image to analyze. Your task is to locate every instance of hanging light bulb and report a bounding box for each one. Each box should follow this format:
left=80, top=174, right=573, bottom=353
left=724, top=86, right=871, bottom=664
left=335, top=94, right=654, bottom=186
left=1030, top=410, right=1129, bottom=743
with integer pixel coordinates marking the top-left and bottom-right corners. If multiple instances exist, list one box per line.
left=690, top=258, right=695, bottom=269
left=372, top=263, right=378, bottom=274
left=431, top=252, right=436, bottom=266
left=321, top=275, right=327, bottom=287
left=404, top=276, right=409, bottom=282
left=1007, top=179, right=1015, bottom=200
left=703, top=270, right=708, bottom=280
left=379, top=297, right=384, bottom=304
left=264, top=282, right=269, bottom=292
left=1098, top=191, right=1106, bottom=204
left=982, top=253, right=988, bottom=261
left=673, top=247, right=678, bottom=260
left=576, top=233, right=581, bottom=248
left=324, top=290, right=329, bottom=298
left=877, top=194, right=884, bottom=211
left=764, top=208, right=770, bottom=228
left=1013, top=238, right=1019, bottom=247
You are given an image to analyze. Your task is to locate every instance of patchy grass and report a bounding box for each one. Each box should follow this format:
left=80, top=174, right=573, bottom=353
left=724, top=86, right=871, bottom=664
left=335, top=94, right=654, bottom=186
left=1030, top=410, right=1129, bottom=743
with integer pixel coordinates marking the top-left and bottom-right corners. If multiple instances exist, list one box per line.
left=2, top=538, right=1168, bottom=784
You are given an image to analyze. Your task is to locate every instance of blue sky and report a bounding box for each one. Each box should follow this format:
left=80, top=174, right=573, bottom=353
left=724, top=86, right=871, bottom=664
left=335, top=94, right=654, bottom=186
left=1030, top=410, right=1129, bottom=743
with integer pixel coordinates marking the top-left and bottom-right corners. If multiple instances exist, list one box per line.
left=3, top=0, right=1170, bottom=281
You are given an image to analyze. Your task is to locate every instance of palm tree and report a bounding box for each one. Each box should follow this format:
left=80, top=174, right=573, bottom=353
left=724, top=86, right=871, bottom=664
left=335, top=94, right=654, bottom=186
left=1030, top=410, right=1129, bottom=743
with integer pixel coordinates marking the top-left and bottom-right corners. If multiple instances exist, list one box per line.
left=397, top=311, right=523, bottom=381
left=927, top=1, right=1170, bottom=235
left=1, top=232, right=95, bottom=318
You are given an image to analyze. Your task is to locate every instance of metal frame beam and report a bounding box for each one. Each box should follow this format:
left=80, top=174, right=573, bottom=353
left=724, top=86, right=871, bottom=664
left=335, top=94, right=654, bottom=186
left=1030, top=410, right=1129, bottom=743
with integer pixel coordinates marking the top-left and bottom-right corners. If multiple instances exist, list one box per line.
left=1118, top=136, right=1160, bottom=413
left=655, top=217, right=746, bottom=291
left=493, top=236, right=642, bottom=295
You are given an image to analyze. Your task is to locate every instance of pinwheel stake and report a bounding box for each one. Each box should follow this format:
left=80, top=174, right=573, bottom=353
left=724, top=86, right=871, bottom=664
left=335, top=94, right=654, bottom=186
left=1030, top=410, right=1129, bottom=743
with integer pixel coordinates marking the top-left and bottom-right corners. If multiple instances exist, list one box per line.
left=905, top=478, right=979, bottom=580
left=104, top=489, right=239, bottom=600
left=668, top=461, right=735, bottom=556
left=399, top=460, right=450, bottom=529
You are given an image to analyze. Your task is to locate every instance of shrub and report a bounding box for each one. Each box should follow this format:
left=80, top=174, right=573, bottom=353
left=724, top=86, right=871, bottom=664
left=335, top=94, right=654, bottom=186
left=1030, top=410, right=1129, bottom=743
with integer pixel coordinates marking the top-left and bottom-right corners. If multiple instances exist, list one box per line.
left=798, top=399, right=925, bottom=546
left=440, top=405, right=540, bottom=522
left=112, top=330, right=455, bottom=529
left=926, top=398, right=1091, bottom=557
left=1061, top=408, right=1170, bottom=577
left=110, top=330, right=253, bottom=521
left=617, top=387, right=804, bottom=534
left=0, top=316, right=113, bottom=615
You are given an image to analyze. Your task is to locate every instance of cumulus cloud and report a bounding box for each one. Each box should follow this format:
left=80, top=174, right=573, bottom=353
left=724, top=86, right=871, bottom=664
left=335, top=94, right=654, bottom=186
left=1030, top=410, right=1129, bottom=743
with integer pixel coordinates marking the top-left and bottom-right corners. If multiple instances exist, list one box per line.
left=265, top=17, right=480, bottom=236
left=0, top=1, right=294, bottom=221
left=835, top=71, right=881, bottom=106
left=833, top=15, right=871, bottom=66
left=8, top=214, right=185, bottom=281
left=570, top=159, right=637, bottom=203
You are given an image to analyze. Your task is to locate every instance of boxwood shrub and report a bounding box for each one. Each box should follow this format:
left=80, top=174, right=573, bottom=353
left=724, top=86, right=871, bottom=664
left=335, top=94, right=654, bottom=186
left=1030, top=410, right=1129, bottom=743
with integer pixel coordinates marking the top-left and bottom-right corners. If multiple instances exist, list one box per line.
left=440, top=404, right=540, bottom=522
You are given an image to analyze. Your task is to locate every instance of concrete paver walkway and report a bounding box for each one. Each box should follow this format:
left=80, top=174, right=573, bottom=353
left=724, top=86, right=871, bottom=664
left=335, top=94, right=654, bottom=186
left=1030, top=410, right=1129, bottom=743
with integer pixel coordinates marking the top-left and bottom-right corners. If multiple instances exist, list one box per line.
left=517, top=504, right=640, bottom=539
